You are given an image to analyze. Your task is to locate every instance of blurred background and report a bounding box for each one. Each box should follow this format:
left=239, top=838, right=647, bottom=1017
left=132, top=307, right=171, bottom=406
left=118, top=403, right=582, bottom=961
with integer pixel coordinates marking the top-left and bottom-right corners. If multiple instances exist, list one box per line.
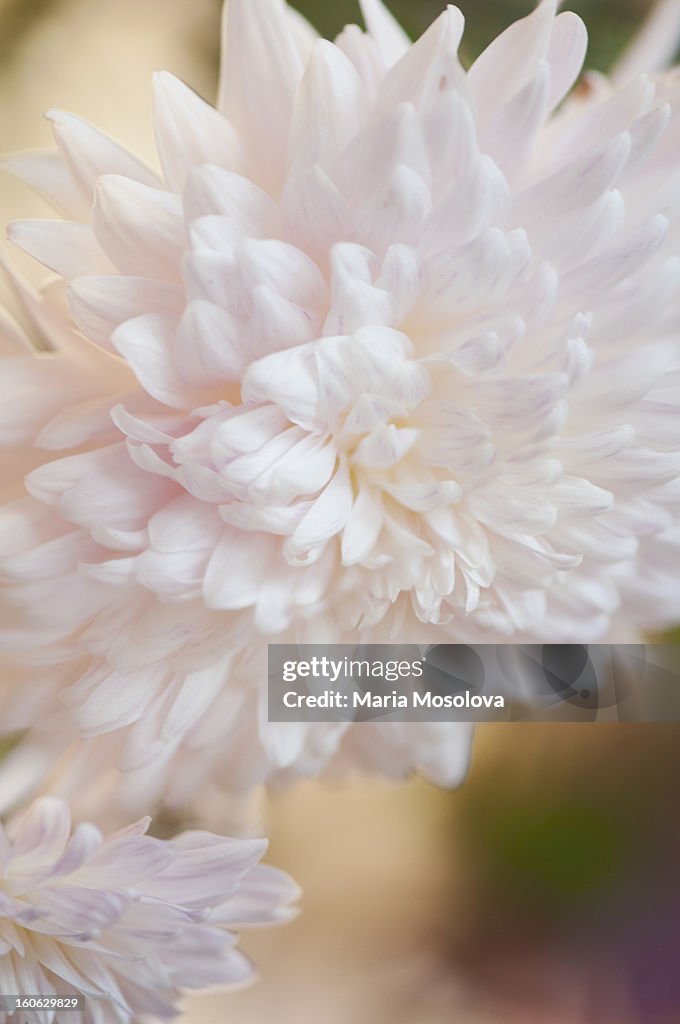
left=1, top=1, right=679, bottom=1022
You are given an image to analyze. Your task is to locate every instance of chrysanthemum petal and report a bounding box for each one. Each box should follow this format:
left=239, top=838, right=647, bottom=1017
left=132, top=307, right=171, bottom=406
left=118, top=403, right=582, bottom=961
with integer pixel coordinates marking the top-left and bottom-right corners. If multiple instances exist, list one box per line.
left=153, top=72, right=242, bottom=193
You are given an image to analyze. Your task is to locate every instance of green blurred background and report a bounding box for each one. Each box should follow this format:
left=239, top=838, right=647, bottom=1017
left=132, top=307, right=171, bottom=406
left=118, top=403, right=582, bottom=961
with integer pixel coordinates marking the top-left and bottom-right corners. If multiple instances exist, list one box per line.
left=1, top=2, right=678, bottom=1023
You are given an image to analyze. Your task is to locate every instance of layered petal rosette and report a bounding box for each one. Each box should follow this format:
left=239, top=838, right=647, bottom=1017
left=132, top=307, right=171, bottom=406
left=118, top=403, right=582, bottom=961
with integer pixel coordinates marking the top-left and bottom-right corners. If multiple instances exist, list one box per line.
left=1, top=0, right=680, bottom=808
left=0, top=796, right=297, bottom=1023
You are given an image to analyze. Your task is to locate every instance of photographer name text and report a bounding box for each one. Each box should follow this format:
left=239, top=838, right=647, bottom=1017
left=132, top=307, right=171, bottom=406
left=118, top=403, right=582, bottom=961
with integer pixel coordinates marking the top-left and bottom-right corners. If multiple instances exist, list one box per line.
left=282, top=689, right=505, bottom=710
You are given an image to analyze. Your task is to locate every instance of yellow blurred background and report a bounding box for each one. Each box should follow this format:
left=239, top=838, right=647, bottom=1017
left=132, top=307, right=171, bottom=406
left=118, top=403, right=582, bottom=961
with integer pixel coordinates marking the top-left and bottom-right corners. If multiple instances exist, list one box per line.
left=1, top=2, right=678, bottom=1022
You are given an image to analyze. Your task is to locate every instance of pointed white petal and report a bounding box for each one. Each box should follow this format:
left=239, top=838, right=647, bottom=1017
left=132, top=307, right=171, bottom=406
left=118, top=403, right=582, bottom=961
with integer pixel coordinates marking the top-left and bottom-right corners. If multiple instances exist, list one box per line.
left=359, top=0, right=410, bottom=68
left=112, top=313, right=191, bottom=407
left=47, top=108, right=159, bottom=193
left=2, top=150, right=89, bottom=219
left=184, top=165, right=280, bottom=235
left=469, top=0, right=556, bottom=126
left=153, top=72, right=242, bottom=193
left=7, top=220, right=113, bottom=277
left=545, top=12, right=588, bottom=111
left=92, top=175, right=185, bottom=279
left=288, top=40, right=364, bottom=173
left=374, top=5, right=465, bottom=119
left=68, top=275, right=182, bottom=350
left=218, top=0, right=307, bottom=194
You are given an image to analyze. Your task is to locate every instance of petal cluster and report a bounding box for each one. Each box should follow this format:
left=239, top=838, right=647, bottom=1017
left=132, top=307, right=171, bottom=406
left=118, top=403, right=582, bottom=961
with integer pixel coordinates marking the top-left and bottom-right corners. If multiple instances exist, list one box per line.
left=1, top=0, right=680, bottom=804
left=0, top=796, right=297, bottom=1023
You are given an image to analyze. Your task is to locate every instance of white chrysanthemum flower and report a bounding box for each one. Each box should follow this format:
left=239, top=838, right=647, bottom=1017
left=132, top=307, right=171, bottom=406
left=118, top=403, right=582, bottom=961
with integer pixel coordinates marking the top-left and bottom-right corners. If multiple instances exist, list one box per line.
left=1, top=0, right=680, bottom=807
left=0, top=796, right=297, bottom=1024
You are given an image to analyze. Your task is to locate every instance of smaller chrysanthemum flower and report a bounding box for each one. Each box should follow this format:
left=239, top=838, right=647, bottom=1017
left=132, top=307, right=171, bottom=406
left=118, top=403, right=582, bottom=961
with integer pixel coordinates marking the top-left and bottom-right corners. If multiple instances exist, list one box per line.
left=0, top=796, right=298, bottom=1024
